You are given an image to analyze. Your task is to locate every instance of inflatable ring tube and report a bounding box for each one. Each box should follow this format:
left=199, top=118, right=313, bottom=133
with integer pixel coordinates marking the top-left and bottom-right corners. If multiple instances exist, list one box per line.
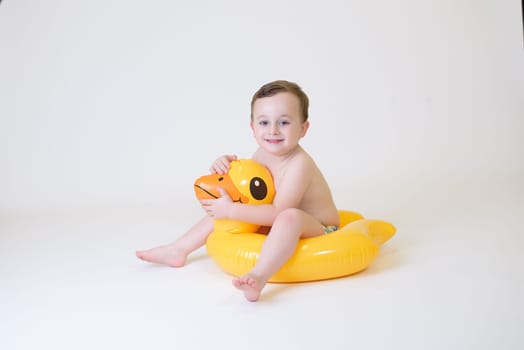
left=194, top=159, right=396, bottom=283
left=206, top=210, right=396, bottom=282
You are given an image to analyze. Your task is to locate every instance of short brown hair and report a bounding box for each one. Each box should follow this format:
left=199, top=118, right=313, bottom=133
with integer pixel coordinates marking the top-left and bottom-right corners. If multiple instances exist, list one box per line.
left=250, top=80, right=309, bottom=122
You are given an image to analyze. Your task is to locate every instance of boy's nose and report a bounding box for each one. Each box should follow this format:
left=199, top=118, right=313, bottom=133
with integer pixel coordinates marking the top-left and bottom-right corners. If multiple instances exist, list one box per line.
left=270, top=124, right=279, bottom=134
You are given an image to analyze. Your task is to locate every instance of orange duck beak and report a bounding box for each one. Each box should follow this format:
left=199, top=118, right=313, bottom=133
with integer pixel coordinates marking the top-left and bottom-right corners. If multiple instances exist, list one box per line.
left=194, top=173, right=250, bottom=204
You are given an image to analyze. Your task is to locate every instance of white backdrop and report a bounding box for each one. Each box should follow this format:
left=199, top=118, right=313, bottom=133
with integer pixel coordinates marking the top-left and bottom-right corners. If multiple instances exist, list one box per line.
left=2, top=2, right=524, bottom=349
left=1, top=0, right=523, bottom=216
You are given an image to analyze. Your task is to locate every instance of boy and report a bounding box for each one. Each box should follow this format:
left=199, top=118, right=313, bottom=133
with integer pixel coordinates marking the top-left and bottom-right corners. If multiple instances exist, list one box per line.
left=137, top=80, right=339, bottom=301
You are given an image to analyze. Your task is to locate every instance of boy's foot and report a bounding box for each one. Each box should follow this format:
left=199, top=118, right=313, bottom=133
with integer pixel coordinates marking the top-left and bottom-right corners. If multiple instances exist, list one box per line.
left=232, top=274, right=266, bottom=302
left=136, top=244, right=186, bottom=267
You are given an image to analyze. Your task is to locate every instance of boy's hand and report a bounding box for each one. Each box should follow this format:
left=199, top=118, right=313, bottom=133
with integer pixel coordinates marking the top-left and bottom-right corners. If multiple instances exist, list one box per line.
left=200, top=187, right=233, bottom=218
left=210, top=154, right=238, bottom=175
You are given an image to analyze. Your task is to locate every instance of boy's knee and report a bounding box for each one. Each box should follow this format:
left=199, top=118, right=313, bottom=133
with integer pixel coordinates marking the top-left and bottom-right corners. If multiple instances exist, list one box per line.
left=275, top=208, right=304, bottom=225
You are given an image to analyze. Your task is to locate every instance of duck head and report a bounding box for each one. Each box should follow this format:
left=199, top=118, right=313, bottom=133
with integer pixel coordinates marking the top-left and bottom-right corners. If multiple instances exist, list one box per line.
left=194, top=159, right=275, bottom=233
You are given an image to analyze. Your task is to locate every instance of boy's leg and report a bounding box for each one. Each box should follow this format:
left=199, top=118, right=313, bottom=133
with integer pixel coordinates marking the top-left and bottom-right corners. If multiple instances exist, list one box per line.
left=136, top=215, right=213, bottom=267
left=233, top=208, right=324, bottom=301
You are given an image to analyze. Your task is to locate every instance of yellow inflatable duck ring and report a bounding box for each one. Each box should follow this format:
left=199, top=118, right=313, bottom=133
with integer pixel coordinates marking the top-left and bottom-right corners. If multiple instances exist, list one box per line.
left=194, top=159, right=396, bottom=283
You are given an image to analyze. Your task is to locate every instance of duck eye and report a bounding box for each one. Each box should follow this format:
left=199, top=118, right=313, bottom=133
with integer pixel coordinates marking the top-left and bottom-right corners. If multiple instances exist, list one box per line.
left=218, top=177, right=224, bottom=181
left=250, top=177, right=267, bottom=200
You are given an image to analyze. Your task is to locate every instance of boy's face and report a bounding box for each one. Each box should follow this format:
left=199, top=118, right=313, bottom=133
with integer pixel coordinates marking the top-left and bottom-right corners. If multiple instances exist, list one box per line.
left=250, top=92, right=309, bottom=157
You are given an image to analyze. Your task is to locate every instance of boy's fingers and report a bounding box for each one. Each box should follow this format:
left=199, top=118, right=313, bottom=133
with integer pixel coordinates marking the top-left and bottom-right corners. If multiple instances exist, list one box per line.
left=217, top=187, right=228, bottom=197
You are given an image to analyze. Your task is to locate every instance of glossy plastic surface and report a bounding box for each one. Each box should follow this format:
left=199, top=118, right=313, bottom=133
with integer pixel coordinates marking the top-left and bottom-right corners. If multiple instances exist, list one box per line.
left=194, top=159, right=396, bottom=282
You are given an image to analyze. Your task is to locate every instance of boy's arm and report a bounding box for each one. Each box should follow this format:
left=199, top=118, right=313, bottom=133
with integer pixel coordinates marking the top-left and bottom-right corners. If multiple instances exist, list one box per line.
left=228, top=202, right=278, bottom=226
left=228, top=157, right=312, bottom=225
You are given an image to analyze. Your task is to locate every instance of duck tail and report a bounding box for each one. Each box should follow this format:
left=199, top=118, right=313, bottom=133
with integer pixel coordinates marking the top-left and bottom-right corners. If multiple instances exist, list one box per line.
left=345, top=219, right=396, bottom=246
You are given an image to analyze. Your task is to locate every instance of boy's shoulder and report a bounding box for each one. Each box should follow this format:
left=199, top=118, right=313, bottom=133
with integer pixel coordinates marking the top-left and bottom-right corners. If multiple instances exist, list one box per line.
left=286, top=148, right=317, bottom=173
left=292, top=146, right=315, bottom=164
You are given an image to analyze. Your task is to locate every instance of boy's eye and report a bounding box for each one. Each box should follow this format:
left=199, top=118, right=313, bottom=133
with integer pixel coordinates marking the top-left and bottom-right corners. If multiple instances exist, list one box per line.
left=280, top=120, right=290, bottom=126
left=259, top=121, right=268, bottom=126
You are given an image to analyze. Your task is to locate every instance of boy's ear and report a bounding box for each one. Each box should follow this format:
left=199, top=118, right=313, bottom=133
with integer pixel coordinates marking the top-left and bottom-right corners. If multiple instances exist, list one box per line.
left=301, top=120, right=310, bottom=137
